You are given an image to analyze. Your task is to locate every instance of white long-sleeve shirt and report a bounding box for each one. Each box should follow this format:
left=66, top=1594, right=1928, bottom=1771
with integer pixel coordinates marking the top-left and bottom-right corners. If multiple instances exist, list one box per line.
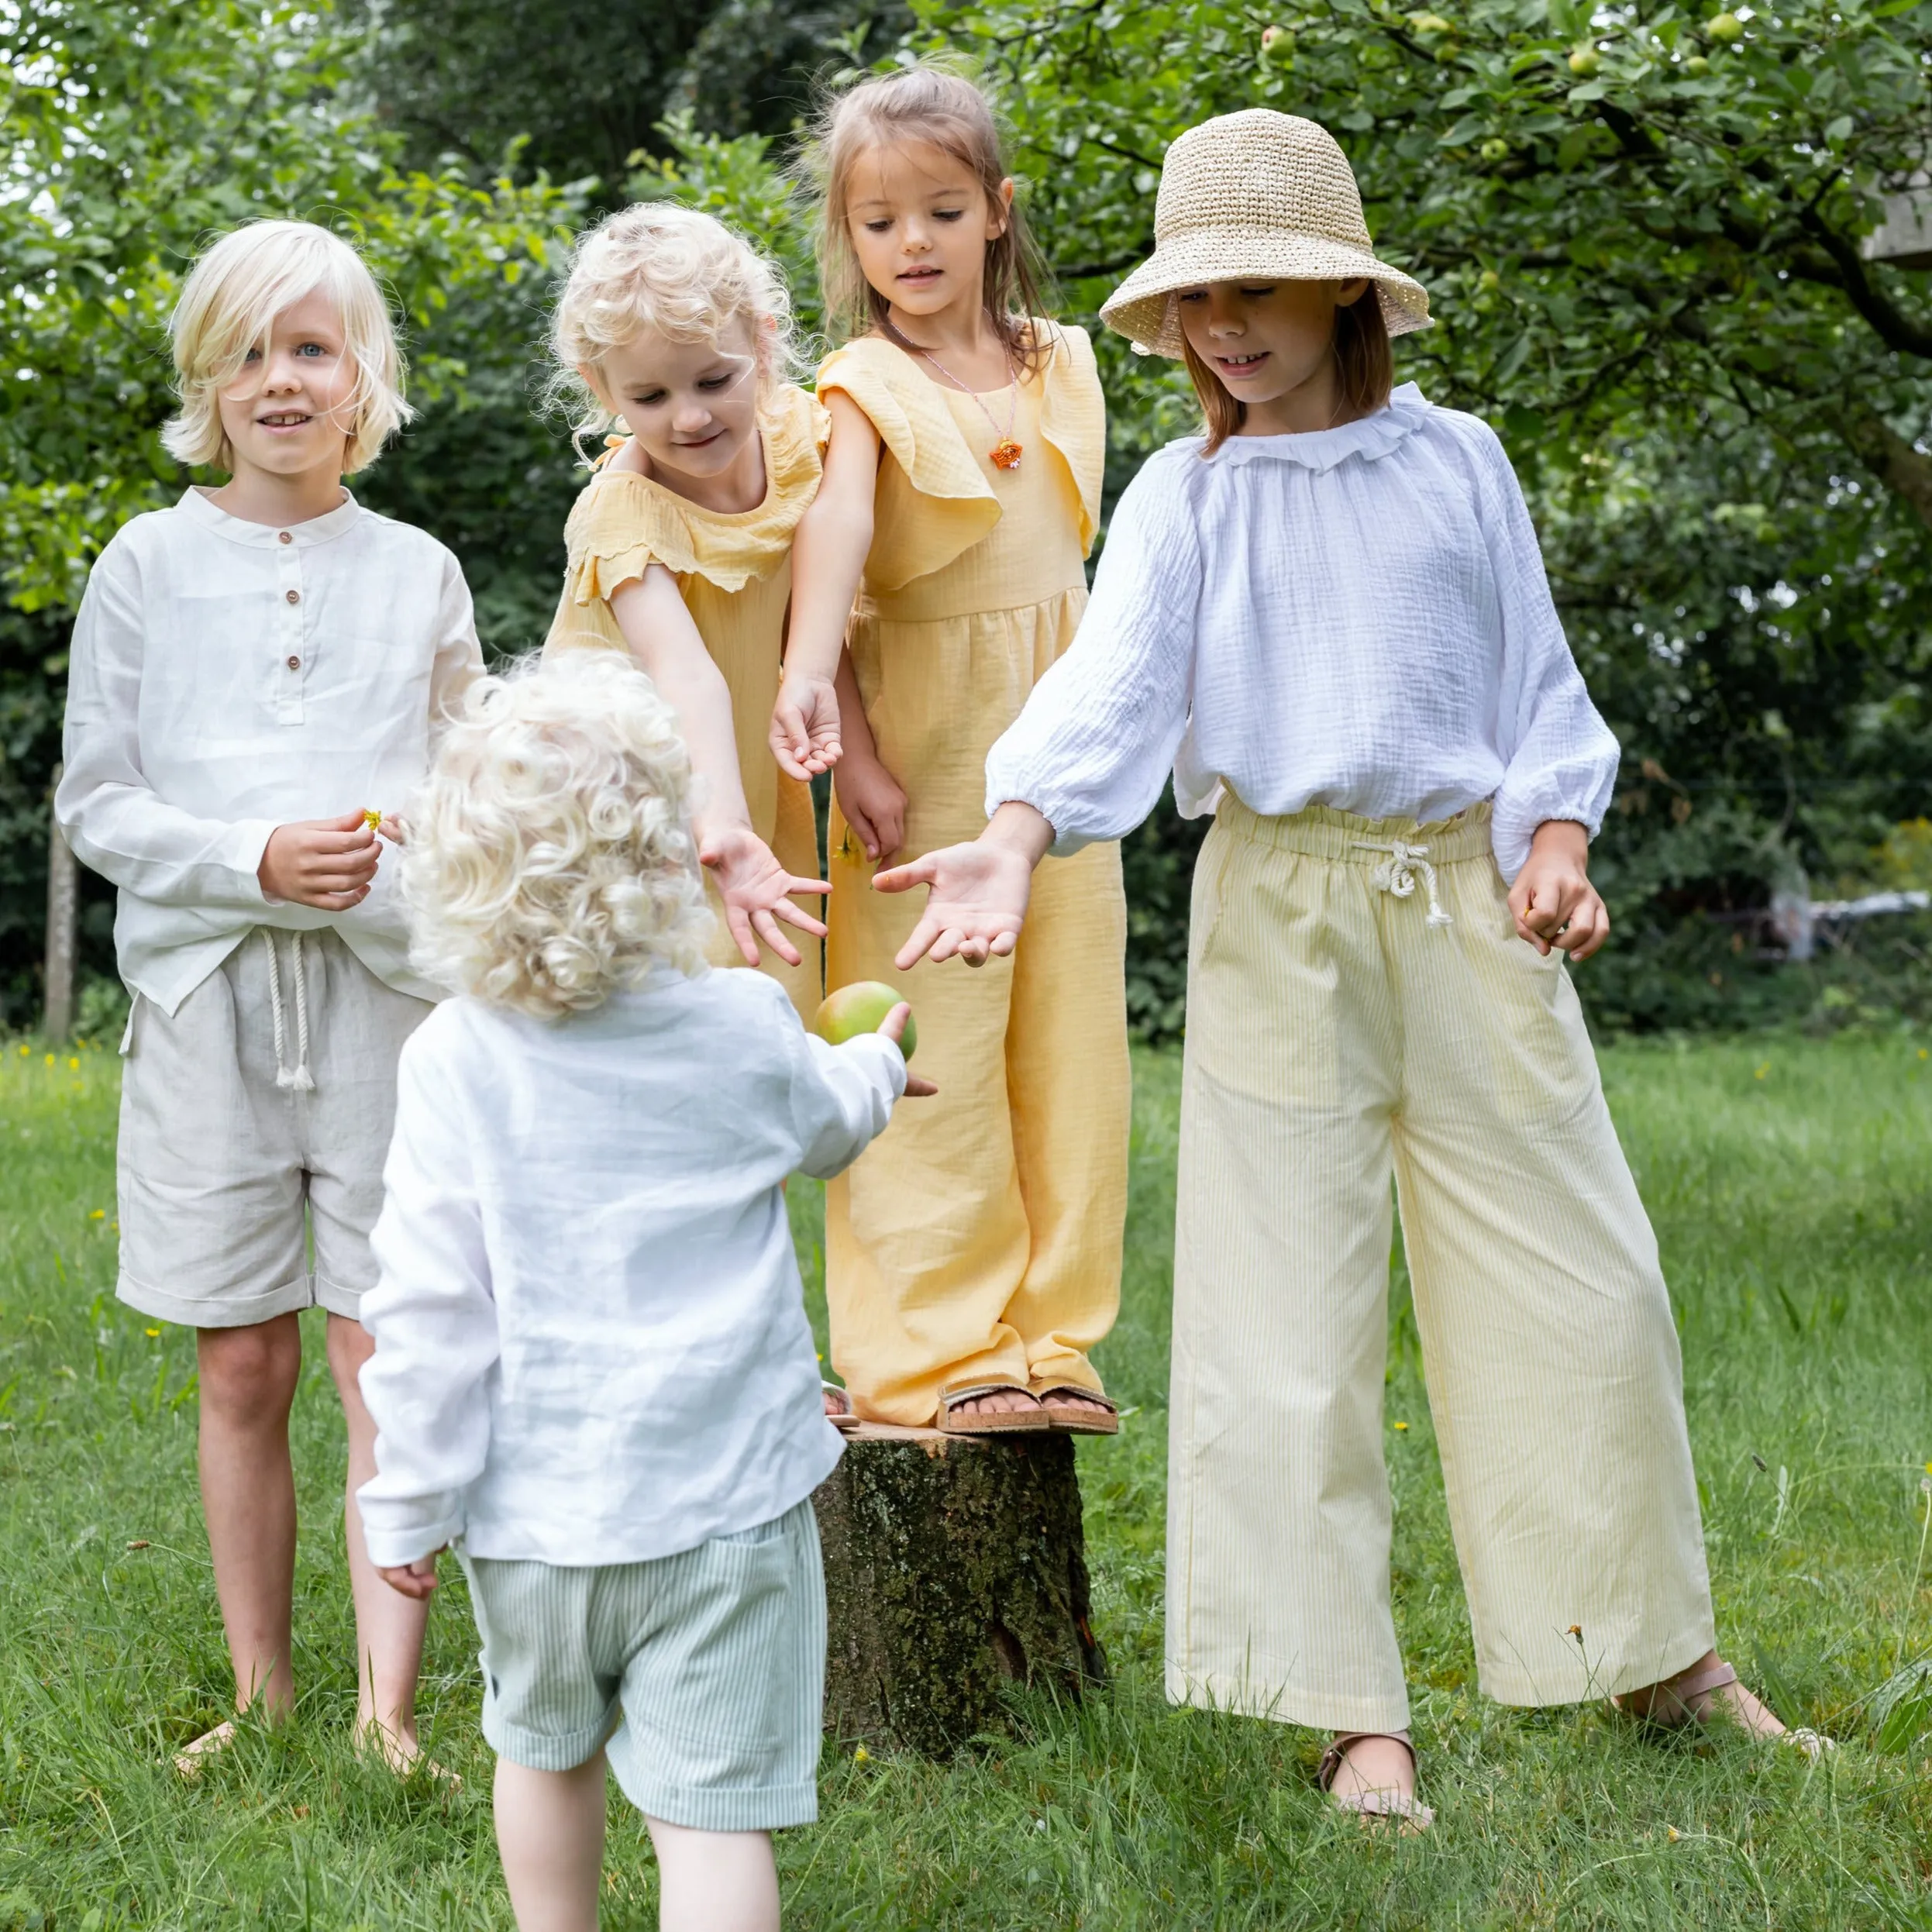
left=984, top=384, right=1618, bottom=880
left=355, top=968, right=907, bottom=1570
left=57, top=489, right=483, bottom=1014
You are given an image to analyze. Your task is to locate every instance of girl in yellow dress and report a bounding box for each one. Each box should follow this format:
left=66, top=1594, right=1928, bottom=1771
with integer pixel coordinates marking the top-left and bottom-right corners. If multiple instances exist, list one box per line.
left=544, top=204, right=826, bottom=1010
left=773, top=65, right=1129, bottom=1434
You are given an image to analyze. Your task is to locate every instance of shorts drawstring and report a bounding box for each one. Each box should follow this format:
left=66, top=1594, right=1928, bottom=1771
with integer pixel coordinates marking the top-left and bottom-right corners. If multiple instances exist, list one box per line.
left=262, top=930, right=315, bottom=1090
left=1354, top=838, right=1452, bottom=928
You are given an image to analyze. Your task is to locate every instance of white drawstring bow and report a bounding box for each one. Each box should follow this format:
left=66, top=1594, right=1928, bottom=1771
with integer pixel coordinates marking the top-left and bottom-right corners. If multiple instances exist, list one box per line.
left=262, top=930, right=315, bottom=1090
left=1354, top=839, right=1453, bottom=928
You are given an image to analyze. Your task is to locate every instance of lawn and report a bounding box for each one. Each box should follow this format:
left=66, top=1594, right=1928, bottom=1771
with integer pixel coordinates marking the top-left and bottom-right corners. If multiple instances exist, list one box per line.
left=0, top=1030, right=1929, bottom=1928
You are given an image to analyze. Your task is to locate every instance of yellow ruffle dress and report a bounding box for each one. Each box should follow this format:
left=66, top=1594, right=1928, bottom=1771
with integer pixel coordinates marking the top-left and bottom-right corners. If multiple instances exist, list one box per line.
left=542, top=384, right=827, bottom=1015
left=818, top=325, right=1130, bottom=1426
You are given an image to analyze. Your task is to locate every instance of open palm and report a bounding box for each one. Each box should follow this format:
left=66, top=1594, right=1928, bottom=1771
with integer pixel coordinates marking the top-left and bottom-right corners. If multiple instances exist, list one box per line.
left=873, top=840, right=1035, bottom=968
left=701, top=824, right=829, bottom=967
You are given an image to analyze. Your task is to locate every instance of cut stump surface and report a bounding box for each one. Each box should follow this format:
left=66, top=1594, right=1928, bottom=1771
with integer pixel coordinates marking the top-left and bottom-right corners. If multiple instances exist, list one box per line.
left=813, top=1423, right=1107, bottom=1758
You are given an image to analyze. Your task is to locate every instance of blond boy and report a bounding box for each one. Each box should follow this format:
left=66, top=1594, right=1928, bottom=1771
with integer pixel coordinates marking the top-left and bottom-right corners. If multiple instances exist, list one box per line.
left=358, top=653, right=926, bottom=1932
left=57, top=219, right=482, bottom=1771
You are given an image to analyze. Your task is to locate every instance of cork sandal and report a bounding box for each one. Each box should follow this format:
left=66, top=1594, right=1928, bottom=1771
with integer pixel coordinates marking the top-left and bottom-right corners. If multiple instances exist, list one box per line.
left=1036, top=1387, right=1120, bottom=1436
left=822, top=1382, right=862, bottom=1434
left=938, top=1383, right=1051, bottom=1434
left=1316, top=1731, right=1434, bottom=1833
left=1613, top=1658, right=1834, bottom=1762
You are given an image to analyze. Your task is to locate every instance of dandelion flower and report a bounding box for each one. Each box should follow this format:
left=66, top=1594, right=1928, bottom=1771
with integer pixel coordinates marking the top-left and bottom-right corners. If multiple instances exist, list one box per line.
left=1754, top=1063, right=1768, bottom=1080
left=363, top=808, right=384, bottom=831
left=67, top=1056, right=78, bottom=1071
left=88, top=1209, right=104, bottom=1221
left=853, top=1746, right=870, bottom=1764
left=43, top=1052, right=53, bottom=1066
left=143, top=1328, right=160, bottom=1338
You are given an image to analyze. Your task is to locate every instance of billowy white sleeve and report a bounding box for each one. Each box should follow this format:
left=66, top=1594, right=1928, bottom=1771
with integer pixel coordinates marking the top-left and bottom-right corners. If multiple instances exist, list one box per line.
left=56, top=540, right=278, bottom=907
left=1473, top=425, right=1621, bottom=881
left=355, top=1027, right=498, bottom=1569
left=984, top=451, right=1203, bottom=856
left=786, top=1018, right=907, bottom=1181
left=428, top=546, right=485, bottom=742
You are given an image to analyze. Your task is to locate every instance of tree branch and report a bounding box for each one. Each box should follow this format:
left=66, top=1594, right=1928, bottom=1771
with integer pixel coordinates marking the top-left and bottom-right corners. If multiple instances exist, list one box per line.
left=1793, top=207, right=1932, bottom=360
left=1838, top=406, right=1932, bottom=534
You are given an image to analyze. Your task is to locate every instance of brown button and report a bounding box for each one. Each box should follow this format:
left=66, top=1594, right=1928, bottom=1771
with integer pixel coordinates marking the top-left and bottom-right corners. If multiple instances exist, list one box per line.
left=286, top=655, right=301, bottom=671
left=277, top=531, right=291, bottom=545
left=284, top=588, right=299, bottom=604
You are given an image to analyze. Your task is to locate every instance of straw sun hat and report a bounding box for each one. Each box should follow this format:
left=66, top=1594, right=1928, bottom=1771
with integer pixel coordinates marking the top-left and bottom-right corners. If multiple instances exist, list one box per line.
left=1100, top=109, right=1431, bottom=356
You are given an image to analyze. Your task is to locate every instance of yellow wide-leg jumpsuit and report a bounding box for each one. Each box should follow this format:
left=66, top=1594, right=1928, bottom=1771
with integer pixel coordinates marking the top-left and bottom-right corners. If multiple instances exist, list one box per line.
left=818, top=328, right=1130, bottom=1426
left=542, top=386, right=825, bottom=1016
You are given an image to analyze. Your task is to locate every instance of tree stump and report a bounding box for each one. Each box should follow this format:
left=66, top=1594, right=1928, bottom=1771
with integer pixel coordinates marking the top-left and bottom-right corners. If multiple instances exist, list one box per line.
left=813, top=1423, right=1107, bottom=1758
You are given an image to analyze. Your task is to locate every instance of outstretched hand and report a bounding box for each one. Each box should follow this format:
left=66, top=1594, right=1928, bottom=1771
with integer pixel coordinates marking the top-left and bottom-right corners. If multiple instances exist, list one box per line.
left=874, top=839, right=1035, bottom=969
left=880, top=1001, right=938, bottom=1097
left=770, top=673, right=842, bottom=781
left=701, top=823, right=830, bottom=968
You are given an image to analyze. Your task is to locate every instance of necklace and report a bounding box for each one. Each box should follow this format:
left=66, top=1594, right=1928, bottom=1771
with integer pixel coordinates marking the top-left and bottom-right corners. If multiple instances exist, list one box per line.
left=914, top=346, right=1024, bottom=470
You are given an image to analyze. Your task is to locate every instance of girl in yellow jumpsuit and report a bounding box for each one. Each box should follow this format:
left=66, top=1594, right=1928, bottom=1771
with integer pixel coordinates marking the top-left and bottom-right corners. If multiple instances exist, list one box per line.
left=542, top=203, right=826, bottom=1010
left=774, top=65, right=1130, bottom=1433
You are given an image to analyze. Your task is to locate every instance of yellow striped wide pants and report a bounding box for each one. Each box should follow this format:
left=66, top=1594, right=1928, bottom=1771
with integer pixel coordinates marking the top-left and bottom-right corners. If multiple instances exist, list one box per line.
left=1167, top=798, right=1716, bottom=1734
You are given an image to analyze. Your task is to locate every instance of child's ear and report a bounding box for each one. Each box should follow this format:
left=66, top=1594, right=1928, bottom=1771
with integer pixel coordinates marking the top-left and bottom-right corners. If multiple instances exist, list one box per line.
left=988, top=176, right=1016, bottom=240
left=577, top=360, right=616, bottom=413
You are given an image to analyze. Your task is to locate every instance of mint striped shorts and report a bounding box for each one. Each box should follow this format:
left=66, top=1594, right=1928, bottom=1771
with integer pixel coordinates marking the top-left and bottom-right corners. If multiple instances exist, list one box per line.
left=457, top=1500, right=825, bottom=1831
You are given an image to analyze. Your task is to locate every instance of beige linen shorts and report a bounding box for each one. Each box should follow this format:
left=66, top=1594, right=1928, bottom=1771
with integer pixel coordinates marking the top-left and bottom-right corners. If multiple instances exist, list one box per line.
left=458, top=1501, right=827, bottom=1832
left=116, top=926, right=432, bottom=1329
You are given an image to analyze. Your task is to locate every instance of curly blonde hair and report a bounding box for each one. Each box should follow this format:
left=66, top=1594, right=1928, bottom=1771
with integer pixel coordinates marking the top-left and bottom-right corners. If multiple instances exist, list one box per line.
left=547, top=204, right=799, bottom=461
left=163, top=220, right=410, bottom=476
left=401, top=653, right=713, bottom=1019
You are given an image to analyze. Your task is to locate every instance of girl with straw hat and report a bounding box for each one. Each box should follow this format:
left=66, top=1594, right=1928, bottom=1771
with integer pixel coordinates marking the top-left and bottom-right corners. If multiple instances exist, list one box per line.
left=876, top=109, right=1819, bottom=1825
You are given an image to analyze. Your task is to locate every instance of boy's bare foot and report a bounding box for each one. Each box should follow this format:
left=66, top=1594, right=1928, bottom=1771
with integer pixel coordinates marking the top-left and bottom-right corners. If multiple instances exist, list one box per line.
left=172, top=1719, right=237, bottom=1778
left=1318, top=1731, right=1433, bottom=1833
left=355, top=1720, right=462, bottom=1788
left=1615, top=1651, right=1833, bottom=1759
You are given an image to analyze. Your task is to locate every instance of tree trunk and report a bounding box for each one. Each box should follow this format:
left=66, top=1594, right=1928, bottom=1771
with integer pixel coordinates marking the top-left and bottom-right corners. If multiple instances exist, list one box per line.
left=43, top=765, right=76, bottom=1042
left=814, top=1424, right=1107, bottom=1758
left=1840, top=405, right=1932, bottom=536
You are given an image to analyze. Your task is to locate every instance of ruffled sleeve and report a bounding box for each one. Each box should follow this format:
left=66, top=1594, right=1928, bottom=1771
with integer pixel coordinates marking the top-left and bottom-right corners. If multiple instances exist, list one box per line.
left=1033, top=322, right=1105, bottom=557
left=816, top=339, right=1001, bottom=591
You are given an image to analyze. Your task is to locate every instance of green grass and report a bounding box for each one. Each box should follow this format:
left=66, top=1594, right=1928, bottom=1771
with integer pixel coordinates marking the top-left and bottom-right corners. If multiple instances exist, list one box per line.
left=2, top=1031, right=1930, bottom=1927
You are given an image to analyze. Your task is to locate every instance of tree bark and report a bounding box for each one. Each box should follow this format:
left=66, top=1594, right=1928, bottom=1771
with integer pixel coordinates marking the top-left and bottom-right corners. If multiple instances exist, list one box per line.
left=814, top=1424, right=1107, bottom=1758
left=1840, top=406, right=1932, bottom=536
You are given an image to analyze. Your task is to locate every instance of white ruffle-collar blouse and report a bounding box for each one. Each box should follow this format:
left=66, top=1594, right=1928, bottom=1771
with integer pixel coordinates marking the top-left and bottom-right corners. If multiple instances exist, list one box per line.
left=984, top=384, right=1618, bottom=881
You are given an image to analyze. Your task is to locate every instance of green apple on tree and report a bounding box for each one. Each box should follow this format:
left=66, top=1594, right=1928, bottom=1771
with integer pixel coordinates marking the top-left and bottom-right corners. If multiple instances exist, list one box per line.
left=1705, top=11, right=1745, bottom=40
left=1568, top=42, right=1602, bottom=74
left=1260, top=24, right=1295, bottom=66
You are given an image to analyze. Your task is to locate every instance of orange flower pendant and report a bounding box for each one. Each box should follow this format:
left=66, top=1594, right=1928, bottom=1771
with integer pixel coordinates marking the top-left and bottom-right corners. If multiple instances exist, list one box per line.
left=990, top=439, right=1024, bottom=471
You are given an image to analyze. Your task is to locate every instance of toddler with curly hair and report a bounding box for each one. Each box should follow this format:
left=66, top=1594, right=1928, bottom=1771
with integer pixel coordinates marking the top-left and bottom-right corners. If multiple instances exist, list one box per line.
left=356, top=651, right=928, bottom=1932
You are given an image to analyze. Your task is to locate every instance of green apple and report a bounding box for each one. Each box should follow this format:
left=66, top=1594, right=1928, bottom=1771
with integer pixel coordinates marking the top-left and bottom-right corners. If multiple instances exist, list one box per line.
left=1479, top=138, right=1508, bottom=161
left=1568, top=43, right=1602, bottom=74
left=1705, top=10, right=1744, bottom=40
left=1478, top=267, right=1501, bottom=291
left=1683, top=52, right=1710, bottom=71
left=815, top=980, right=917, bottom=1061
left=1261, top=23, right=1296, bottom=65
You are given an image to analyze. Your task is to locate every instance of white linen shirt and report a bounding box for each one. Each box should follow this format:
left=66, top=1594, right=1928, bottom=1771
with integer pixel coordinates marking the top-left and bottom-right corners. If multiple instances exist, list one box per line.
left=984, top=384, right=1619, bottom=881
left=57, top=489, right=483, bottom=1014
left=354, top=968, right=907, bottom=1570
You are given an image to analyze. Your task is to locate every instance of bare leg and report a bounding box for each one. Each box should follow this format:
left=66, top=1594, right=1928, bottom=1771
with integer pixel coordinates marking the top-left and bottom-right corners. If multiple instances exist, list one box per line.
left=195, top=1314, right=304, bottom=1727
left=495, top=1755, right=607, bottom=1932
left=328, top=1311, right=432, bottom=1765
left=646, top=1817, right=780, bottom=1932
left=1618, top=1648, right=1786, bottom=1737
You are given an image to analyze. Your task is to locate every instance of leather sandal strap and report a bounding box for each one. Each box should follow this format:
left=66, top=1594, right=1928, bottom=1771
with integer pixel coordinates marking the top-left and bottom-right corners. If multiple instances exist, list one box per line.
left=1665, top=1661, right=1739, bottom=1706
left=939, top=1381, right=1033, bottom=1410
